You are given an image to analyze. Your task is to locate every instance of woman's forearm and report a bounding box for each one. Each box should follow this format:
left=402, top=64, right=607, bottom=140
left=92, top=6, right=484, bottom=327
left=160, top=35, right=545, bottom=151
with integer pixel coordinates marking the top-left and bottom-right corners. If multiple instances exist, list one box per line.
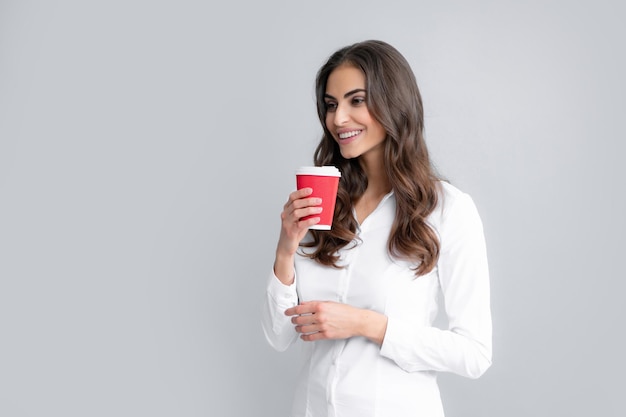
left=273, top=251, right=296, bottom=286
left=357, top=309, right=389, bottom=346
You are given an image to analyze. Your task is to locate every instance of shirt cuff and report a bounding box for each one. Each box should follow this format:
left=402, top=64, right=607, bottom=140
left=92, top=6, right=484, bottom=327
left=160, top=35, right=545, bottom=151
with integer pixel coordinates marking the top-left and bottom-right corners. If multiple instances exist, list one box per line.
left=266, top=269, right=298, bottom=307
left=379, top=316, right=428, bottom=372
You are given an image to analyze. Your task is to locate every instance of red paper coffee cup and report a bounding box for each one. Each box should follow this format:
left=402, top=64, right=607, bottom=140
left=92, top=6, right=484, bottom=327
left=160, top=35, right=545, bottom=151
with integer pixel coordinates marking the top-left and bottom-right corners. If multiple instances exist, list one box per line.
left=296, top=166, right=341, bottom=230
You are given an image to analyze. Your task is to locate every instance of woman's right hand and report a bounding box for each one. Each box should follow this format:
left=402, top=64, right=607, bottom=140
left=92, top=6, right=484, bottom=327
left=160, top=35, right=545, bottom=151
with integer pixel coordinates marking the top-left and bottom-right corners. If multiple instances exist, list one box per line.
left=277, top=188, right=323, bottom=256
left=273, top=188, right=322, bottom=284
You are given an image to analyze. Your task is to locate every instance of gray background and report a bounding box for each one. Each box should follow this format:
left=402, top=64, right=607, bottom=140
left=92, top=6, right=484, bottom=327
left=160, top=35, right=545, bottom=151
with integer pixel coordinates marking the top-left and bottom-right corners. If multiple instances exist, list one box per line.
left=1, top=1, right=624, bottom=416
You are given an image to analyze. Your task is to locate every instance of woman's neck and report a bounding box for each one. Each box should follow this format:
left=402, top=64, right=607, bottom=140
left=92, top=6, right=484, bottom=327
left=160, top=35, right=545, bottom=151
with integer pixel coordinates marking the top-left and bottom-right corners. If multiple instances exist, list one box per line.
left=354, top=152, right=392, bottom=224
left=359, top=151, right=391, bottom=196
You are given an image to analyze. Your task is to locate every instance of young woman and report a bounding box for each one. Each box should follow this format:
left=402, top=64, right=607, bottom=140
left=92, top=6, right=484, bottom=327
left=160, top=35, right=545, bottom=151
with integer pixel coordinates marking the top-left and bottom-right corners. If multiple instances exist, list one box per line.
left=261, top=40, right=492, bottom=417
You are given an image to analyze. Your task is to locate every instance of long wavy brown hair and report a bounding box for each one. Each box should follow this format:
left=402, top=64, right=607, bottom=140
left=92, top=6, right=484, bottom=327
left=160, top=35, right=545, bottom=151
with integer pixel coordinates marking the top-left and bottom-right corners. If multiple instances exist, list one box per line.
left=301, top=40, right=441, bottom=276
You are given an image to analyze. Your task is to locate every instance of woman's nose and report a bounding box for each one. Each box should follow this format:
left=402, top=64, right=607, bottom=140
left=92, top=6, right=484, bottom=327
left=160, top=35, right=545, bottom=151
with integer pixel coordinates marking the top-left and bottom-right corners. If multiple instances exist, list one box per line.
left=331, top=104, right=350, bottom=126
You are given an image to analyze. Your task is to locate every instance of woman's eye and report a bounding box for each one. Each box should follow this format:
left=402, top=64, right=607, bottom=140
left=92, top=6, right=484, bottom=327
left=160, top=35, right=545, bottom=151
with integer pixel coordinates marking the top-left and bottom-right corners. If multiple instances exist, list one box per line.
left=352, top=97, right=366, bottom=105
left=325, top=102, right=337, bottom=112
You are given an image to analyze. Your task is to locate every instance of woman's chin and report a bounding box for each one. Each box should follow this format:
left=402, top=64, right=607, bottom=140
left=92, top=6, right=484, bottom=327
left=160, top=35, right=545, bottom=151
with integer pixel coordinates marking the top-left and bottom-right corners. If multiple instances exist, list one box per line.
left=339, top=149, right=359, bottom=160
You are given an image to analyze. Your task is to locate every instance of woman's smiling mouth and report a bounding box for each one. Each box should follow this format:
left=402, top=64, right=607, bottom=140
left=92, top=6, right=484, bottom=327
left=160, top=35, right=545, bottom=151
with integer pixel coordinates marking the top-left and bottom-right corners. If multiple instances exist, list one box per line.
left=337, top=130, right=363, bottom=143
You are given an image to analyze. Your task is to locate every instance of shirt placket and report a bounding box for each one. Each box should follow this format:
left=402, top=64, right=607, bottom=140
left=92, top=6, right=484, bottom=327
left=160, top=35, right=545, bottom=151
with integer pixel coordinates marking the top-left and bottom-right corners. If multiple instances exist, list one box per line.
left=327, top=232, right=361, bottom=417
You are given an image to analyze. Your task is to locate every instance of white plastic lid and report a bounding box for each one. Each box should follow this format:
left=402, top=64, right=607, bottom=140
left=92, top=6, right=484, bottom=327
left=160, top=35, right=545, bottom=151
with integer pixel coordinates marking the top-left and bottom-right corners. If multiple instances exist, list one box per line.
left=295, top=166, right=341, bottom=177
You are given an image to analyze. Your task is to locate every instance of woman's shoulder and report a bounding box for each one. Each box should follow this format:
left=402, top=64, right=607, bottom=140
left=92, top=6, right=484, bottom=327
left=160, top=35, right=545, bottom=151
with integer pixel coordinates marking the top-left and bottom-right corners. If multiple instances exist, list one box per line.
left=431, top=180, right=482, bottom=228
left=437, top=180, right=471, bottom=207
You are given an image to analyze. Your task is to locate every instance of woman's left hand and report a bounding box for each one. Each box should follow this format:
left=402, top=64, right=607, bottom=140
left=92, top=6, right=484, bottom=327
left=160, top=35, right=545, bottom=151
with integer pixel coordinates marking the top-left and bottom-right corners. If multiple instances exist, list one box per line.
left=285, top=301, right=388, bottom=345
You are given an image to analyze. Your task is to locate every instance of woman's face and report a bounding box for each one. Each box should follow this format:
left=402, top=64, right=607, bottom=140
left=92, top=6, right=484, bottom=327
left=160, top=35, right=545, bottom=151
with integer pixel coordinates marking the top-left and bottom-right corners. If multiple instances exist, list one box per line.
left=324, top=64, right=387, bottom=161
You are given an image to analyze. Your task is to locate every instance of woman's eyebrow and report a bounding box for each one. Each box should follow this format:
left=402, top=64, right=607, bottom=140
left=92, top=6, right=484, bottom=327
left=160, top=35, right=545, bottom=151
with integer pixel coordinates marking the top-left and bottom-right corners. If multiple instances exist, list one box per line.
left=324, top=88, right=367, bottom=100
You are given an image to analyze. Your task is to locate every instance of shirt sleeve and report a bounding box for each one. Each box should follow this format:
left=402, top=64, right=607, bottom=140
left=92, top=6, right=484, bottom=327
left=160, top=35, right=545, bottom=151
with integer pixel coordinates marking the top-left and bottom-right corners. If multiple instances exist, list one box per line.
left=260, top=269, right=300, bottom=352
left=379, top=191, right=492, bottom=379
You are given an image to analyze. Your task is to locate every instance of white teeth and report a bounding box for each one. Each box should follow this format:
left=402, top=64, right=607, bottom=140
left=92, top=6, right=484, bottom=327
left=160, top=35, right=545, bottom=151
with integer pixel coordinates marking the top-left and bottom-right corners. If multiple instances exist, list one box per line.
left=338, top=130, right=361, bottom=139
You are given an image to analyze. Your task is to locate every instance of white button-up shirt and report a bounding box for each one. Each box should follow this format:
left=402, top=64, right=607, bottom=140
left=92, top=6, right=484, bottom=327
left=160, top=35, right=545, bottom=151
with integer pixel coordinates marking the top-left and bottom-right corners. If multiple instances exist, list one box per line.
left=262, top=182, right=492, bottom=417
